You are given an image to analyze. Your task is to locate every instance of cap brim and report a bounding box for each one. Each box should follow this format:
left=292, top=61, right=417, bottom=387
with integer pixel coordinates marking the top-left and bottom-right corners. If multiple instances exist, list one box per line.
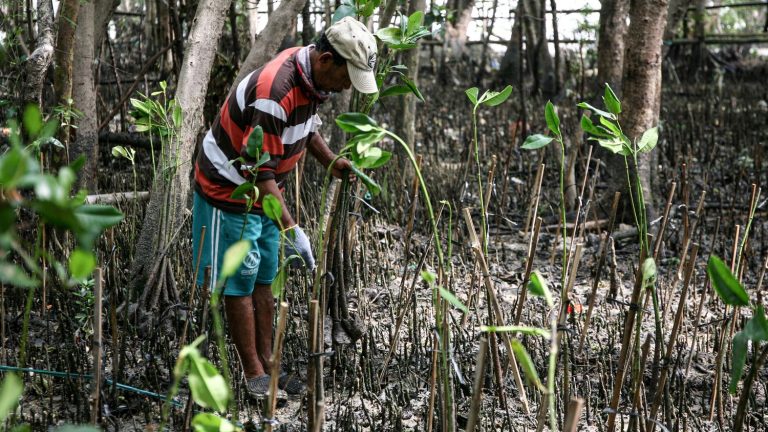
left=348, top=65, right=378, bottom=94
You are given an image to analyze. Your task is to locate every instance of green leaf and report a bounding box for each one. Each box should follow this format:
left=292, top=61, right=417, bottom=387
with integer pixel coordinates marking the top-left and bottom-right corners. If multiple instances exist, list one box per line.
left=576, top=102, right=616, bottom=120
left=597, top=137, right=630, bottom=156
left=510, top=339, right=546, bottom=391
left=271, top=264, right=288, bottom=298
left=74, top=205, right=125, bottom=231
left=349, top=164, right=381, bottom=196
left=641, top=258, right=657, bottom=287
left=707, top=255, right=750, bottom=306
left=335, top=112, right=379, bottom=133
left=528, top=270, right=553, bottom=308
left=603, top=83, right=622, bottom=115
left=420, top=270, right=437, bottom=284
left=70, top=155, right=87, bottom=173
left=729, top=306, right=768, bottom=393
left=358, top=150, right=391, bottom=170
left=220, top=240, right=251, bottom=280
left=0, top=262, right=39, bottom=288
left=465, top=87, right=479, bottom=106
left=375, top=27, right=404, bottom=46
left=637, top=127, right=658, bottom=153
left=0, top=146, right=29, bottom=186
left=332, top=4, right=356, bottom=23
left=521, top=134, right=554, bottom=150
left=0, top=373, right=22, bottom=422
left=407, top=11, right=424, bottom=34
left=69, top=249, right=96, bottom=279
left=39, top=118, right=59, bottom=141
left=262, top=194, right=282, bottom=223
left=187, top=354, right=231, bottom=412
left=51, top=425, right=101, bottom=432
left=598, top=116, right=622, bottom=137
left=172, top=104, right=183, bottom=128
left=112, top=146, right=128, bottom=159
left=380, top=85, right=414, bottom=98
left=580, top=114, right=610, bottom=138
left=438, top=286, right=468, bottom=314
left=246, top=125, right=263, bottom=158
left=130, top=98, right=151, bottom=115
left=22, top=105, right=42, bottom=138
left=544, top=100, right=560, bottom=136
left=482, top=85, right=513, bottom=107
left=191, top=413, right=239, bottom=432
left=230, top=182, right=256, bottom=200
left=480, top=325, right=551, bottom=338
left=401, top=77, right=425, bottom=102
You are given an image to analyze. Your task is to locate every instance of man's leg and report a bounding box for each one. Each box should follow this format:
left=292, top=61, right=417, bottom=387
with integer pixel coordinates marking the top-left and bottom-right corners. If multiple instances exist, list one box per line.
left=224, top=295, right=267, bottom=378
left=252, top=284, right=274, bottom=371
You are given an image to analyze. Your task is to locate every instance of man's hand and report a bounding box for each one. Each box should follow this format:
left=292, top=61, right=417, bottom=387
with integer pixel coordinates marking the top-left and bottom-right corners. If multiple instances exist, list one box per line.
left=331, top=157, right=356, bottom=181
left=284, top=226, right=315, bottom=270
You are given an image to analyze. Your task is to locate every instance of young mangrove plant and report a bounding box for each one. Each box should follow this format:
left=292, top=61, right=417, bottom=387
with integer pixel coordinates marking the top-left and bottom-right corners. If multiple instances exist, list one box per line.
left=577, top=84, right=657, bottom=254
left=465, top=85, right=513, bottom=255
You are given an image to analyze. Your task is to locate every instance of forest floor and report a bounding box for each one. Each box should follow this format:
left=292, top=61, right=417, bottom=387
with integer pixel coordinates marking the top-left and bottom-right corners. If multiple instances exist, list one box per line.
left=4, top=70, right=768, bottom=431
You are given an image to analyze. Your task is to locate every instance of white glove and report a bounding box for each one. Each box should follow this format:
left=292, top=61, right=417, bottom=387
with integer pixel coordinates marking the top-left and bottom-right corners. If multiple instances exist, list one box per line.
left=284, top=225, right=315, bottom=270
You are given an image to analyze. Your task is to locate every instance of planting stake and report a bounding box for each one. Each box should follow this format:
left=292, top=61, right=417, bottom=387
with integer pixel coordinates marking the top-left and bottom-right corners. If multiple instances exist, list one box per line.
left=630, top=335, right=652, bottom=432
left=606, top=247, right=647, bottom=432
left=463, top=208, right=530, bottom=413
left=565, top=146, right=593, bottom=277
left=563, top=397, right=585, bottom=432
left=523, top=163, right=546, bottom=237
left=514, top=217, right=543, bottom=326
left=465, top=336, right=489, bottom=432
left=266, top=302, right=289, bottom=429
left=427, top=331, right=438, bottom=432
left=579, top=191, right=621, bottom=354
left=653, top=182, right=677, bottom=261
left=677, top=192, right=706, bottom=280
left=90, top=268, right=103, bottom=424
left=649, top=244, right=700, bottom=429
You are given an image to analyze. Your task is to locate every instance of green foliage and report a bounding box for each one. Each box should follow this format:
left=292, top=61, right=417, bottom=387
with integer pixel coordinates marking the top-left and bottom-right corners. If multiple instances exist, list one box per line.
left=480, top=325, right=551, bottom=338
left=521, top=134, right=554, bottom=150
left=603, top=83, right=622, bottom=115
left=245, top=125, right=263, bottom=158
left=191, top=413, right=241, bottom=432
left=174, top=336, right=235, bottom=420
left=510, top=340, right=546, bottom=391
left=528, top=270, right=553, bottom=309
left=438, top=286, right=468, bottom=314
left=111, top=145, right=136, bottom=163
left=730, top=306, right=768, bottom=393
left=69, top=249, right=96, bottom=280
left=0, top=373, right=22, bottom=422
left=465, top=85, right=513, bottom=109
left=641, top=258, right=657, bottom=289
left=334, top=113, right=396, bottom=195
left=262, top=194, right=283, bottom=224
left=220, top=240, right=251, bottom=280
left=544, top=101, right=561, bottom=137
left=375, top=11, right=432, bottom=50
left=707, top=255, right=750, bottom=307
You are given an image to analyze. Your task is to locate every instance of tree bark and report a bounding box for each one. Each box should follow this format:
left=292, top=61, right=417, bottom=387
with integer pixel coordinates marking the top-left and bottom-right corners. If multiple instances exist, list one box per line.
left=597, top=0, right=629, bottom=94
left=444, top=0, right=475, bottom=59
left=53, top=0, right=81, bottom=107
left=496, top=1, right=524, bottom=86
left=71, top=1, right=97, bottom=191
left=621, top=0, right=670, bottom=219
left=232, top=0, right=308, bottom=90
left=132, top=0, right=235, bottom=313
left=22, top=0, right=54, bottom=107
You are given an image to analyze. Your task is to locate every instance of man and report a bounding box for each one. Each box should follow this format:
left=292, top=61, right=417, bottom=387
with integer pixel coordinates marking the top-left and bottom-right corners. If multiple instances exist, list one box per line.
left=191, top=17, right=378, bottom=398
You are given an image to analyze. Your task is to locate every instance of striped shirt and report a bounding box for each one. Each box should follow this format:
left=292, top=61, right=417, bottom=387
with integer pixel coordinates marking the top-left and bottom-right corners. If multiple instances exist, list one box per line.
left=194, top=46, right=328, bottom=214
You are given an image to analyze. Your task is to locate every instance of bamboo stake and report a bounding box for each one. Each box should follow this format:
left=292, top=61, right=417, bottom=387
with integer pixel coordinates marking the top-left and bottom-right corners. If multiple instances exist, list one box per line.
left=563, top=397, right=585, bottom=432
left=307, top=299, right=319, bottom=430
left=523, top=163, right=546, bottom=237
left=514, top=217, right=543, bottom=325
left=677, top=192, right=706, bottom=280
left=653, top=182, right=677, bottom=261
left=649, top=244, right=700, bottom=429
left=606, top=247, right=648, bottom=432
left=426, top=331, right=438, bottom=432
left=579, top=192, right=621, bottom=354
left=630, top=336, right=652, bottom=432
left=464, top=208, right=530, bottom=413
left=465, top=336, right=489, bottom=432
left=266, top=302, right=289, bottom=430
left=90, top=268, right=103, bottom=425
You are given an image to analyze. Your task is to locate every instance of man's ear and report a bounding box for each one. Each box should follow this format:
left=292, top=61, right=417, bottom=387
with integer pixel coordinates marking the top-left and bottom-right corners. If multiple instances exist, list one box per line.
left=317, top=51, right=335, bottom=65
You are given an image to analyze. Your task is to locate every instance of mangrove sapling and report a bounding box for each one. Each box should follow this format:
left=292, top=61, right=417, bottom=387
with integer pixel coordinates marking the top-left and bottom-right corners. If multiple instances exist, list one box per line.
left=482, top=270, right=555, bottom=431
left=464, top=85, right=513, bottom=256
left=0, top=107, right=124, bottom=429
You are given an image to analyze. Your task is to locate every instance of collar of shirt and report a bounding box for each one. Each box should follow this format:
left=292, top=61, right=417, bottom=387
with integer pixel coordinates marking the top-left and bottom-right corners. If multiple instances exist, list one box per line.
left=296, top=45, right=330, bottom=103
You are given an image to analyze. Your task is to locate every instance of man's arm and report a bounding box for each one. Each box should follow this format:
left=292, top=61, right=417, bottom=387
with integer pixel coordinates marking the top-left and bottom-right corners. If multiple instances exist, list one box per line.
left=306, top=132, right=352, bottom=178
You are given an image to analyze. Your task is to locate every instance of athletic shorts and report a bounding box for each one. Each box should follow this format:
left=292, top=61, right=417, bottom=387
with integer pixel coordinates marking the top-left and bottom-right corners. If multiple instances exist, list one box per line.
left=192, top=191, right=280, bottom=296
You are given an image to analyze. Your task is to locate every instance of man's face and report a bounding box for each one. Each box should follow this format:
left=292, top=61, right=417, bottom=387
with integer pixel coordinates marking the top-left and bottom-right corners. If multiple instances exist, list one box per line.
left=314, top=52, right=352, bottom=93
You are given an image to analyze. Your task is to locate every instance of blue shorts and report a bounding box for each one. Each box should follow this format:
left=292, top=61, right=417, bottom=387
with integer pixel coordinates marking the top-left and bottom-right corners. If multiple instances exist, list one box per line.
left=192, top=191, right=280, bottom=296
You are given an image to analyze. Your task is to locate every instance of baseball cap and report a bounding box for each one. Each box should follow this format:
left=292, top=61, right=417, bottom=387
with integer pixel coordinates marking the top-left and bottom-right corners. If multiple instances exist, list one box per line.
left=325, top=17, right=378, bottom=94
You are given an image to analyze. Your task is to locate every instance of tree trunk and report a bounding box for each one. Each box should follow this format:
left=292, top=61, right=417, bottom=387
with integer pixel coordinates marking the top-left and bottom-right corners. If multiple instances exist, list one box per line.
left=595, top=0, right=629, bottom=218
left=71, top=1, right=98, bottom=192
left=22, top=0, right=54, bottom=107
left=496, top=1, right=523, bottom=86
left=246, top=0, right=261, bottom=47
left=53, top=0, right=81, bottom=108
left=232, top=0, right=308, bottom=89
left=621, top=0, right=670, bottom=220
left=132, top=0, right=234, bottom=314
left=443, top=0, right=475, bottom=59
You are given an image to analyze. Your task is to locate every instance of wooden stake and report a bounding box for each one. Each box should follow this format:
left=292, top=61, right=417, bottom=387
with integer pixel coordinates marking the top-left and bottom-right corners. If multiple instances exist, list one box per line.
left=523, top=163, right=546, bottom=237
left=514, top=217, right=543, bottom=325
left=563, top=397, right=585, bottom=432
left=465, top=336, right=489, bottom=432
left=90, top=268, right=104, bottom=425
left=266, top=302, right=289, bottom=430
